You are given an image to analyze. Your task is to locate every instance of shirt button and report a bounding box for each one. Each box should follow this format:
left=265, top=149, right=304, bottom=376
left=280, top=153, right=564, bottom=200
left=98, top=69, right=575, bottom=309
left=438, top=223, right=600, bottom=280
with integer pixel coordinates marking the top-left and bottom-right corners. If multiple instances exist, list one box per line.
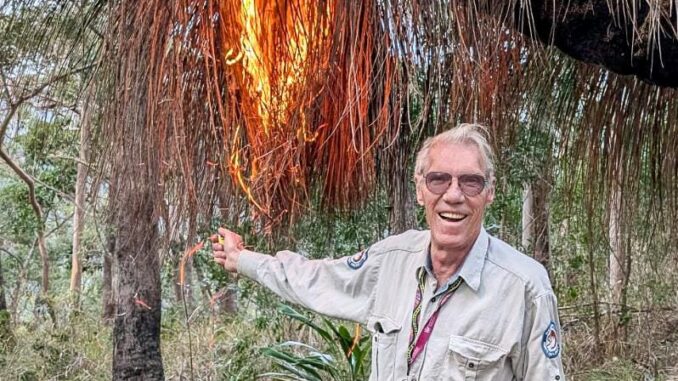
left=555, top=376, right=560, bottom=380
left=431, top=297, right=437, bottom=303
left=468, top=362, right=475, bottom=369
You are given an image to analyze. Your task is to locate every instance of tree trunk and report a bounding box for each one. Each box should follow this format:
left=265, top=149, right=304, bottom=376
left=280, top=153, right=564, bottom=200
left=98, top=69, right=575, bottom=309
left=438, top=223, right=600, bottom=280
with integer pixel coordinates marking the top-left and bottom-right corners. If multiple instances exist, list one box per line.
left=388, top=168, right=416, bottom=234
left=521, top=183, right=533, bottom=250
left=521, top=179, right=551, bottom=273
left=102, top=231, right=115, bottom=322
left=0, top=252, right=15, bottom=351
left=9, top=238, right=36, bottom=323
left=109, top=3, right=166, bottom=378
left=532, top=177, right=551, bottom=272
left=608, top=179, right=625, bottom=307
left=587, top=217, right=603, bottom=360
left=386, top=93, right=417, bottom=234
left=608, top=177, right=630, bottom=345
left=111, top=191, right=164, bottom=380
left=70, top=102, right=91, bottom=306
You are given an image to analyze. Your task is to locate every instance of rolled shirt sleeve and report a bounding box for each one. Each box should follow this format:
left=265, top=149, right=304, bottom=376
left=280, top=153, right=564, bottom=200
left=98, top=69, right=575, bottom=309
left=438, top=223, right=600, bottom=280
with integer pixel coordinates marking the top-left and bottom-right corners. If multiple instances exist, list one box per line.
left=515, top=292, right=566, bottom=380
left=236, top=248, right=381, bottom=325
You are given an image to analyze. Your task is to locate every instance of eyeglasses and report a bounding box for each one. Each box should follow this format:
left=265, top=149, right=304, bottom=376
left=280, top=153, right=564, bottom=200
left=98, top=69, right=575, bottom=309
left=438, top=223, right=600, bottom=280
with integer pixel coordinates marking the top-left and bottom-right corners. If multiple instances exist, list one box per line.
left=424, top=172, right=488, bottom=197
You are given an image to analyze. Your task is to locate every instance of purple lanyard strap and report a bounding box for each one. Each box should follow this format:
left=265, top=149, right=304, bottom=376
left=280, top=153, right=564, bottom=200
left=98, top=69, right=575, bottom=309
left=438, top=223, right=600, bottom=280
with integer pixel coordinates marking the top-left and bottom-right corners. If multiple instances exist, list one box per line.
left=407, top=269, right=463, bottom=372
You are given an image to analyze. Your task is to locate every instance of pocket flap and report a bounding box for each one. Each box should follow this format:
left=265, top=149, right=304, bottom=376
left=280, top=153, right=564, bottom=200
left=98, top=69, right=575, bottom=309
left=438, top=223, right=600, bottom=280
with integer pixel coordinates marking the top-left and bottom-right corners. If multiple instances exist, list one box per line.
left=367, top=315, right=401, bottom=334
left=448, top=335, right=507, bottom=363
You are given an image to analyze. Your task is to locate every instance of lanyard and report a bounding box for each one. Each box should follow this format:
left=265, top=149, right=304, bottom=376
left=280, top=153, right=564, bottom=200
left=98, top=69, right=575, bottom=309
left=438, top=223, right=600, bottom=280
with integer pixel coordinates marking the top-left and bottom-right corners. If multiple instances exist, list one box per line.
left=407, top=269, right=463, bottom=372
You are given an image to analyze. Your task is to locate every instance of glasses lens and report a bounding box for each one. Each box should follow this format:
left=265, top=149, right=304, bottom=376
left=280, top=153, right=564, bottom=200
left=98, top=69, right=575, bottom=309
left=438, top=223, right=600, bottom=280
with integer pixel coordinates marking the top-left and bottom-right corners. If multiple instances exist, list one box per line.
left=425, top=172, right=452, bottom=194
left=458, top=174, right=486, bottom=196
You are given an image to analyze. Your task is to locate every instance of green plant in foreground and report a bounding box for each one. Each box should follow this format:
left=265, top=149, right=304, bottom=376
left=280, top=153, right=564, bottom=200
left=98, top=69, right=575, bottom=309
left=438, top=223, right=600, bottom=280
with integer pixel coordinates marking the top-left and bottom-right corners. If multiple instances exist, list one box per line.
left=261, top=304, right=371, bottom=381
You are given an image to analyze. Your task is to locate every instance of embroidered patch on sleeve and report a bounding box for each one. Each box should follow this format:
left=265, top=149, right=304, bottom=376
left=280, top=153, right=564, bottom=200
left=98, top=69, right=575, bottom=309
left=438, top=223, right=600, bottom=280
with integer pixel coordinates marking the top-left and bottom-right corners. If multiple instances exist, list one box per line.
left=541, top=321, right=561, bottom=358
left=346, top=249, right=369, bottom=270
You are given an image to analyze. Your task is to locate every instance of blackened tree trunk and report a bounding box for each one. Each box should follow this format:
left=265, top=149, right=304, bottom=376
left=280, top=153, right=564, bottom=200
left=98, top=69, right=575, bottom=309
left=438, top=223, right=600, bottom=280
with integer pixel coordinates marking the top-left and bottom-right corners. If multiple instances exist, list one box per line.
left=108, top=3, right=167, bottom=379
left=111, top=191, right=164, bottom=380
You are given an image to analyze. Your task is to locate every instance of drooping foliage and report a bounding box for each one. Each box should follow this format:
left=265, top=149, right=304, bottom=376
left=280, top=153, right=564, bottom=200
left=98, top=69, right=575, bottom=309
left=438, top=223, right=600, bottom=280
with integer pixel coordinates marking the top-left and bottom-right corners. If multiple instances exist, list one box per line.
left=96, top=0, right=401, bottom=240
left=90, top=0, right=678, bottom=240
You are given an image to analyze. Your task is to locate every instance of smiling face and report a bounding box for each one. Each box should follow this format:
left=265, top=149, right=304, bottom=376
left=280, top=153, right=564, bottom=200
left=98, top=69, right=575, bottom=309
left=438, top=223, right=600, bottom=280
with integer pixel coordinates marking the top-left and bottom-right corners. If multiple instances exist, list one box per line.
left=416, top=142, right=494, bottom=257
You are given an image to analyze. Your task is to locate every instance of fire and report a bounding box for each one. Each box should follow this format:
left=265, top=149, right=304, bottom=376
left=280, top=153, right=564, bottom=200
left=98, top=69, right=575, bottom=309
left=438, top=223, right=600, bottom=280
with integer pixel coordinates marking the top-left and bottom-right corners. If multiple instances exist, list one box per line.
left=215, top=0, right=390, bottom=220
left=221, top=0, right=333, bottom=214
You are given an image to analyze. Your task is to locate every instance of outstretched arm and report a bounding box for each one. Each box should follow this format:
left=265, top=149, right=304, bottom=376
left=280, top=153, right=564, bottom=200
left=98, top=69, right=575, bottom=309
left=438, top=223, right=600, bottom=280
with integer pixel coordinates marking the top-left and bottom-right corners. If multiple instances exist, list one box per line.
left=210, top=227, right=380, bottom=324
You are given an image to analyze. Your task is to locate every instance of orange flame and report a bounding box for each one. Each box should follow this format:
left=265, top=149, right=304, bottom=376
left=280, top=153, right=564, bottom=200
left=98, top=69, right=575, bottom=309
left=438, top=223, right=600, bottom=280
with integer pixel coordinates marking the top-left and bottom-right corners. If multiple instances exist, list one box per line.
left=214, top=0, right=394, bottom=222
left=220, top=0, right=334, bottom=215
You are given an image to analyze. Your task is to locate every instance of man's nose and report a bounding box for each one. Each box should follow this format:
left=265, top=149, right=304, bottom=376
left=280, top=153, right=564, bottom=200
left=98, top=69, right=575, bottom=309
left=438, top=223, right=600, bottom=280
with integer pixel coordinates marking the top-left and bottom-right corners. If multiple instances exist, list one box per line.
left=442, top=178, right=465, bottom=202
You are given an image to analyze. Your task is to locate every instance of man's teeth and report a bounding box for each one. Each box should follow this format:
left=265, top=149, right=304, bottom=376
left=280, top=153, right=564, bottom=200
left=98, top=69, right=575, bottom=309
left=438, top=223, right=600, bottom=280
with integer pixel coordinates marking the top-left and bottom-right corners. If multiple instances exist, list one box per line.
left=439, top=212, right=465, bottom=220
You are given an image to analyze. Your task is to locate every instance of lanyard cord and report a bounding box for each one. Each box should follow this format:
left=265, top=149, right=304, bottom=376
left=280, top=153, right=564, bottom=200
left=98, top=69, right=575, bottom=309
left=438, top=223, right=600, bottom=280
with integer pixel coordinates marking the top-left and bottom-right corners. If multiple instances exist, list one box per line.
left=407, top=269, right=463, bottom=372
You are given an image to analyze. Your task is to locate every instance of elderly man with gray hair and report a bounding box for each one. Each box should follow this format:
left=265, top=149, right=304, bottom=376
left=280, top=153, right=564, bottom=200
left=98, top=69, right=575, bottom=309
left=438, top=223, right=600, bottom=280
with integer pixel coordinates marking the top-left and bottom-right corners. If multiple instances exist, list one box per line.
left=212, top=123, right=566, bottom=380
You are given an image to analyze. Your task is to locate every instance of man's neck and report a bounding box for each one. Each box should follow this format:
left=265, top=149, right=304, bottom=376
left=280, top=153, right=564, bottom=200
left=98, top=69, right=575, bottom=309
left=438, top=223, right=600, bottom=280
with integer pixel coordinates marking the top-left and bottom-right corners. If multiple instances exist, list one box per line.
left=430, top=247, right=469, bottom=286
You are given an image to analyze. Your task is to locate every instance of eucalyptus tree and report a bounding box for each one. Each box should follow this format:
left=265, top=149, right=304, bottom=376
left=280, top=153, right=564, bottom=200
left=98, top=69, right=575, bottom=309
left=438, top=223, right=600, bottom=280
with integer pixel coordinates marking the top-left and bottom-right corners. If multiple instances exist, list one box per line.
left=1, top=1, right=104, bottom=330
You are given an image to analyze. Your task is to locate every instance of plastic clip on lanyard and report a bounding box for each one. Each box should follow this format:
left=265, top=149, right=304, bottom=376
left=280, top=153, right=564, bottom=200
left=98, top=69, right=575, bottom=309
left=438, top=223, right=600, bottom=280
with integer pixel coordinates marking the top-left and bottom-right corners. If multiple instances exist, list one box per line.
left=407, top=269, right=463, bottom=373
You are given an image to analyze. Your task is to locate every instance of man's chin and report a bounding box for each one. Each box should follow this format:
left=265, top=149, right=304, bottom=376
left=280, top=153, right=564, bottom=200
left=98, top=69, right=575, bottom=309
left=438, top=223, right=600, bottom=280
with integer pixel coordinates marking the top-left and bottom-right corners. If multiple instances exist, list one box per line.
left=430, top=230, right=480, bottom=255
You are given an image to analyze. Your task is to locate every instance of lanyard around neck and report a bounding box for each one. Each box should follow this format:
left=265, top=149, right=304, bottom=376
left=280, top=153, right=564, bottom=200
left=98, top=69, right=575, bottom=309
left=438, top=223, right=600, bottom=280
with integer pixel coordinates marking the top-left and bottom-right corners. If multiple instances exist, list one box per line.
left=407, top=268, right=463, bottom=372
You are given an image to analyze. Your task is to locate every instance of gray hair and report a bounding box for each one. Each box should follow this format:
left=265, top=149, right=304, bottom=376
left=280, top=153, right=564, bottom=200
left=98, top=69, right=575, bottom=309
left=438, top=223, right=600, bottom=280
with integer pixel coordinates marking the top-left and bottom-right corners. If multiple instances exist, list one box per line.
left=413, top=123, right=495, bottom=181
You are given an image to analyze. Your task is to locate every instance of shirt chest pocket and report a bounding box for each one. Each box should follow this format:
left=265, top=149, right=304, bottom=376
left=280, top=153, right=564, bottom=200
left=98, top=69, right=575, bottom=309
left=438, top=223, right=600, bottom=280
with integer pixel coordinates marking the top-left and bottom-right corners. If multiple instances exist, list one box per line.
left=447, top=335, right=509, bottom=381
left=368, top=316, right=402, bottom=381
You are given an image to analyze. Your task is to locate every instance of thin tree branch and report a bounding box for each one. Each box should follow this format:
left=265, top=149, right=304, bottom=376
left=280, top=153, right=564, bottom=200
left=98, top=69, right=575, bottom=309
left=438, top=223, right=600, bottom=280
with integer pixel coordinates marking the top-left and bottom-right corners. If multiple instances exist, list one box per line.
left=32, top=176, right=76, bottom=204
left=0, top=146, right=49, bottom=293
left=0, top=148, right=44, bottom=224
left=0, top=63, right=95, bottom=145
left=0, top=66, right=11, bottom=101
left=47, top=154, right=94, bottom=170
left=15, top=64, right=95, bottom=106
left=0, top=247, right=21, bottom=264
left=43, top=212, right=75, bottom=239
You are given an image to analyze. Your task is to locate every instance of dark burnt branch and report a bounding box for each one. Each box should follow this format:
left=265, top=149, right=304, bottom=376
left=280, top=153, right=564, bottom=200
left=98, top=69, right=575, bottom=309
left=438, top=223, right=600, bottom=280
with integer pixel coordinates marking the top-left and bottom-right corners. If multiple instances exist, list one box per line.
left=513, top=1, right=678, bottom=88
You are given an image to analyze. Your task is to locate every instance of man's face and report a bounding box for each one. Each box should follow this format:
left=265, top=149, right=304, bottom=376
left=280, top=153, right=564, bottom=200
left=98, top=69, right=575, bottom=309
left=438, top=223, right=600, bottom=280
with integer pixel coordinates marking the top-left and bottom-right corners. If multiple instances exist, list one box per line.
left=416, top=142, right=494, bottom=256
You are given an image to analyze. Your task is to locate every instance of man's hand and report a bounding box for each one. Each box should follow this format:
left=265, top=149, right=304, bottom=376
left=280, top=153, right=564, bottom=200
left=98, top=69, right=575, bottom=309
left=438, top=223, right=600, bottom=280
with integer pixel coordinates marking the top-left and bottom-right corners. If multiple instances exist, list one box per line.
left=210, top=227, right=244, bottom=273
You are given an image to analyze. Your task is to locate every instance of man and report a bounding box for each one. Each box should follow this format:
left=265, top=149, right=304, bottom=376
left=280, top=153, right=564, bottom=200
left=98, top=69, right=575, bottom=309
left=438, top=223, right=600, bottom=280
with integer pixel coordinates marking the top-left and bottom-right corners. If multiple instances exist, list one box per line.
left=212, top=123, right=566, bottom=380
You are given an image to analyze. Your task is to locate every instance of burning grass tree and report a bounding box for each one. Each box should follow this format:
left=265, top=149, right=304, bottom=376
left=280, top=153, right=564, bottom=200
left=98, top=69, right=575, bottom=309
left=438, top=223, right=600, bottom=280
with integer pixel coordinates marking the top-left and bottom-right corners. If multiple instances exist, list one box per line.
left=100, top=0, right=399, bottom=378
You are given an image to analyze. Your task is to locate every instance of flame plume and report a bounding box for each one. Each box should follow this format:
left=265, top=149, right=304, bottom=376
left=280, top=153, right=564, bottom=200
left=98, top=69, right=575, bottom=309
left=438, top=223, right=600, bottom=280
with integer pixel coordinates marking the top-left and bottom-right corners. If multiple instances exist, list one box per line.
left=215, top=0, right=396, bottom=224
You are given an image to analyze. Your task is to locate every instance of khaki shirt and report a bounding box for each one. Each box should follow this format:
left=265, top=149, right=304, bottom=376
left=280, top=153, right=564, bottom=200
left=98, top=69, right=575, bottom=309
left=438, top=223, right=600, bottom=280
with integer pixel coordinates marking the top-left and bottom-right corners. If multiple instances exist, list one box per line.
left=238, top=228, right=566, bottom=381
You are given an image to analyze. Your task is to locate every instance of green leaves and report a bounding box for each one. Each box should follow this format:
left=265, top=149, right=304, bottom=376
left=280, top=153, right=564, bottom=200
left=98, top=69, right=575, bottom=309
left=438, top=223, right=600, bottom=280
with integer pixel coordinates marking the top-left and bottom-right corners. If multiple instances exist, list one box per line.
left=261, top=304, right=372, bottom=381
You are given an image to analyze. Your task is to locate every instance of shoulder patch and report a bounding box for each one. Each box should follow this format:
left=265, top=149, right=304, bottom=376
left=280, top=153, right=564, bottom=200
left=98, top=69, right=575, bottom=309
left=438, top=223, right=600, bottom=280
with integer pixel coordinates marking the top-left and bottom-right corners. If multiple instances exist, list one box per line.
left=347, top=249, right=369, bottom=270
left=541, top=321, right=561, bottom=358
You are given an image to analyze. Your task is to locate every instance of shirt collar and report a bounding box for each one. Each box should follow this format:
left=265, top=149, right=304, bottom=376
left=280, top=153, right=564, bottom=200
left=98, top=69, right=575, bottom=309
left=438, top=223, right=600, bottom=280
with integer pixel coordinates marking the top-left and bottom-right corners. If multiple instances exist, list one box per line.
left=419, top=227, right=489, bottom=293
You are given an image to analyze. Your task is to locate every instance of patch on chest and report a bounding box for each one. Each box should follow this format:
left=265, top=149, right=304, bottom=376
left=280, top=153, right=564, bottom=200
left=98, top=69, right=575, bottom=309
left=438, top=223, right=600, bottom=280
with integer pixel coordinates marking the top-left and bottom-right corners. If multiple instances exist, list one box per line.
left=347, top=249, right=369, bottom=269
left=541, top=321, right=560, bottom=358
